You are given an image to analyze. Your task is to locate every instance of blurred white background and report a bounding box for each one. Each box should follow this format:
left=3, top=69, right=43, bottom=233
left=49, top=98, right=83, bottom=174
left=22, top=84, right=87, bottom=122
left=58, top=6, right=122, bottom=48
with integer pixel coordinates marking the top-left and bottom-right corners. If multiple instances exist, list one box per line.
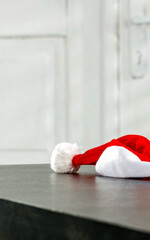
left=0, top=0, right=150, bottom=164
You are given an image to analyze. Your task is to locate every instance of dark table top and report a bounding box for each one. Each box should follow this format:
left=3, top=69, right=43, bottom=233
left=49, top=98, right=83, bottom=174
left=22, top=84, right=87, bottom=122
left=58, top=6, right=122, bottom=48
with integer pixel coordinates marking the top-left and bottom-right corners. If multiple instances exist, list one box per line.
left=0, top=164, right=150, bottom=233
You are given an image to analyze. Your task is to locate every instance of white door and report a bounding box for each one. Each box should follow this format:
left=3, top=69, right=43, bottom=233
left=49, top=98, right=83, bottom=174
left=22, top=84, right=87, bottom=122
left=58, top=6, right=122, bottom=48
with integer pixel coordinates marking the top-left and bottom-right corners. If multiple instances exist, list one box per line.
left=1, top=0, right=138, bottom=164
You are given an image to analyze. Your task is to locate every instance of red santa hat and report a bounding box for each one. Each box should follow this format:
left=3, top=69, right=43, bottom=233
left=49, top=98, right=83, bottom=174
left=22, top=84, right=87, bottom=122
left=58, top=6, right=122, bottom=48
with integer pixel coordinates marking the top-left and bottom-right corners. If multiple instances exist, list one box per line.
left=50, top=134, right=150, bottom=178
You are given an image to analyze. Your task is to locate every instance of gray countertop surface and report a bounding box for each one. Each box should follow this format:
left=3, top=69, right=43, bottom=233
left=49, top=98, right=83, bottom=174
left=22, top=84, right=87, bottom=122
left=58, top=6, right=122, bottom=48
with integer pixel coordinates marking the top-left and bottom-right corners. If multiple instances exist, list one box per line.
left=0, top=164, right=150, bottom=233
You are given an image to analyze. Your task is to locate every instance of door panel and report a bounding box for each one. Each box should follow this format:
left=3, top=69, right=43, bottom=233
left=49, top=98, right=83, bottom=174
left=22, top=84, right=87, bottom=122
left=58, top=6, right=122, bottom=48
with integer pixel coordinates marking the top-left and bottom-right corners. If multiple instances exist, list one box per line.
left=0, top=39, right=66, bottom=163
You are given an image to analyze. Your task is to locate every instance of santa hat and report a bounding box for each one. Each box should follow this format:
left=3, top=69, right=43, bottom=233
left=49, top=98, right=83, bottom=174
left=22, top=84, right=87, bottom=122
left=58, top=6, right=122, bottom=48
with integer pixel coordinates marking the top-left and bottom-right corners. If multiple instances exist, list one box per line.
left=50, top=135, right=150, bottom=178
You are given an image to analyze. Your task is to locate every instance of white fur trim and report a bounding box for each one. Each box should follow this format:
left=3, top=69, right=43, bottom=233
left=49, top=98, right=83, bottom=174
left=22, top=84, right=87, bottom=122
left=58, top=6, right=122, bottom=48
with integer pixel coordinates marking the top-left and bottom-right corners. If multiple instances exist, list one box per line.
left=50, top=142, right=81, bottom=173
left=95, top=146, right=150, bottom=178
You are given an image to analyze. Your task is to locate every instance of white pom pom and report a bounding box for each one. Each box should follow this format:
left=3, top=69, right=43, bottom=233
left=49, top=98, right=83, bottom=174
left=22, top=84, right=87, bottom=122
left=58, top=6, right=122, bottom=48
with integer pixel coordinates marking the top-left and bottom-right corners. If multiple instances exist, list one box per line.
left=50, top=142, right=81, bottom=173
